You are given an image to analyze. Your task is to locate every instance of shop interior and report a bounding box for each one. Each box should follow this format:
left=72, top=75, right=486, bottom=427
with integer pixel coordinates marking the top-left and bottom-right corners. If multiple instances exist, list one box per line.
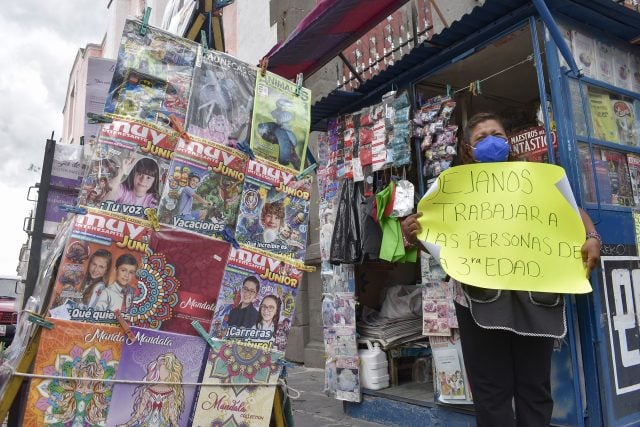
left=355, top=20, right=552, bottom=408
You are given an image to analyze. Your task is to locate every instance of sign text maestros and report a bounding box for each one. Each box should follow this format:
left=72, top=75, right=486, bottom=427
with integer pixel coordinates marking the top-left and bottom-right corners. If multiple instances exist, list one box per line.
left=417, top=162, right=591, bottom=293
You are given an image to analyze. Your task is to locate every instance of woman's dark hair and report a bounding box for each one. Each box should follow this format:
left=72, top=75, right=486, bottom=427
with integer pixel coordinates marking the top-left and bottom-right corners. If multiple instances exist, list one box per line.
left=124, top=157, right=159, bottom=195
left=463, top=112, right=506, bottom=144
left=81, top=249, right=113, bottom=305
left=256, top=294, right=281, bottom=331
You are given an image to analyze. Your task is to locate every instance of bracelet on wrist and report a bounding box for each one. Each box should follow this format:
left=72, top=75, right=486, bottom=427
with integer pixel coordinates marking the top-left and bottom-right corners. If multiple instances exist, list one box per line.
left=586, top=231, right=602, bottom=244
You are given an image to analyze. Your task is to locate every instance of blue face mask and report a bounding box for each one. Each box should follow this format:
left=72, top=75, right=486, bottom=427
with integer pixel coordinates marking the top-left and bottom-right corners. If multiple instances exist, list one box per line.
left=473, top=135, right=510, bottom=163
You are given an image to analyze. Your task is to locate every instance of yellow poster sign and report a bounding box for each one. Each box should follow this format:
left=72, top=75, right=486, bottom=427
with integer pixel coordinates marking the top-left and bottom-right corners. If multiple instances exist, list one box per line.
left=417, top=162, right=592, bottom=294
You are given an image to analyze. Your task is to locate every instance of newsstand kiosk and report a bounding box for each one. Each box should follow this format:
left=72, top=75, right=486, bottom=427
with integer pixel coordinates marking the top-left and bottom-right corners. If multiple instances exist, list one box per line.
left=286, top=0, right=640, bottom=425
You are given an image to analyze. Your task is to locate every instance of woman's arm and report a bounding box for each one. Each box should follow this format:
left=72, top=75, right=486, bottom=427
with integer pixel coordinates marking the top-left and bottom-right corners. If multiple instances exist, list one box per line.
left=579, top=207, right=601, bottom=276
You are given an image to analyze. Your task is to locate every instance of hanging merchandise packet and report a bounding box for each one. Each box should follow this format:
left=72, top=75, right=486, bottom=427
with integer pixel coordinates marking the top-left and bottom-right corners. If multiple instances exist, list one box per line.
left=186, top=50, right=257, bottom=147
left=250, top=70, right=311, bottom=173
left=157, top=136, right=248, bottom=239
left=234, top=159, right=312, bottom=262
left=104, top=18, right=199, bottom=131
left=210, top=245, right=303, bottom=353
left=79, top=118, right=177, bottom=220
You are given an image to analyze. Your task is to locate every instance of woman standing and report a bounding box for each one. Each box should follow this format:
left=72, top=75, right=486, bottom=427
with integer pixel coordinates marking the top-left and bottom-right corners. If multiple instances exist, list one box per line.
left=403, top=112, right=601, bottom=426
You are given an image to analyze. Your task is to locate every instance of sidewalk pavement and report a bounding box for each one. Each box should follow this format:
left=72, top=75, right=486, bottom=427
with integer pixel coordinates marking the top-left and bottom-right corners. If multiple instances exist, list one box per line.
left=286, top=365, right=385, bottom=427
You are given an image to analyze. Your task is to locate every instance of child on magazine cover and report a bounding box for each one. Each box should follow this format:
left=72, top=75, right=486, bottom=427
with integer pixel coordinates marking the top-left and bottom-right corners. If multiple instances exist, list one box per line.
left=94, top=253, right=138, bottom=313
left=107, top=157, right=161, bottom=209
left=226, top=276, right=260, bottom=328
left=80, top=249, right=113, bottom=308
left=177, top=173, right=212, bottom=220
left=255, top=295, right=281, bottom=332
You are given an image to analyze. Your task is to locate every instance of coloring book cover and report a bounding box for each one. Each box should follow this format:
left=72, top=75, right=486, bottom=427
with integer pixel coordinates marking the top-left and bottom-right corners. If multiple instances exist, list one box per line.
left=250, top=71, right=311, bottom=173
left=157, top=136, right=247, bottom=239
left=210, top=245, right=303, bottom=353
left=234, top=159, right=312, bottom=262
left=24, top=319, right=123, bottom=426
left=192, top=339, right=282, bottom=427
left=186, top=51, right=257, bottom=147
left=48, top=209, right=230, bottom=335
left=79, top=118, right=177, bottom=220
left=106, top=327, right=207, bottom=427
left=104, top=19, right=199, bottom=130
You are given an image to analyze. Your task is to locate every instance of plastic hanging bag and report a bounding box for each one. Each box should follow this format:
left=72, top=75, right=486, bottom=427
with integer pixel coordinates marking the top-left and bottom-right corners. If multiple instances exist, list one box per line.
left=392, top=173, right=415, bottom=218
left=330, top=180, right=362, bottom=264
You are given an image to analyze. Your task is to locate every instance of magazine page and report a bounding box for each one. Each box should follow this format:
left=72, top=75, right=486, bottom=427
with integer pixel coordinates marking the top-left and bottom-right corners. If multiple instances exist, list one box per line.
left=422, top=285, right=451, bottom=336
left=235, top=159, right=312, bottom=262
left=43, top=188, right=77, bottom=236
left=508, top=126, right=558, bottom=163
left=324, top=327, right=358, bottom=358
left=250, top=71, right=311, bottom=173
left=627, top=153, right=640, bottom=205
left=210, top=246, right=302, bottom=352
left=24, top=319, right=123, bottom=426
left=595, top=40, right=614, bottom=85
left=157, top=136, right=247, bottom=238
left=603, top=149, right=635, bottom=206
left=192, top=340, right=282, bottom=427
left=104, top=19, right=199, bottom=130
left=186, top=51, right=257, bottom=147
left=50, top=143, right=86, bottom=190
left=322, top=293, right=357, bottom=328
left=335, top=356, right=361, bottom=402
left=106, top=328, right=207, bottom=427
left=611, top=99, right=637, bottom=147
left=631, top=54, right=640, bottom=93
left=79, top=119, right=177, bottom=220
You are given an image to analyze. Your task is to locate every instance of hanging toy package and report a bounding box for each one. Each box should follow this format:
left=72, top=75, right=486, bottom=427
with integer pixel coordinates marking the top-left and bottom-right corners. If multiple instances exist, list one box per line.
left=391, top=177, right=415, bottom=218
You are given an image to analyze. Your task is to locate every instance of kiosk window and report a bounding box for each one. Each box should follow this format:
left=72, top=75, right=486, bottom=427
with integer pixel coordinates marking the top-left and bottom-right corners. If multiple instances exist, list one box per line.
left=578, top=143, right=637, bottom=207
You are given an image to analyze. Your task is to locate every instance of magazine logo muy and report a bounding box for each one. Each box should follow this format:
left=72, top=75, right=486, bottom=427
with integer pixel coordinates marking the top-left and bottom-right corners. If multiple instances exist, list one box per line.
left=75, top=212, right=148, bottom=241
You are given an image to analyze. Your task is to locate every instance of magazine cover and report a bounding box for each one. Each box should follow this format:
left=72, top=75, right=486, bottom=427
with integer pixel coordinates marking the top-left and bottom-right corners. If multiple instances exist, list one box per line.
left=48, top=209, right=230, bottom=334
left=627, top=153, right=640, bottom=205
left=431, top=333, right=473, bottom=404
left=250, top=71, right=311, bottom=173
left=613, top=47, right=632, bottom=91
left=335, top=356, right=361, bottom=402
left=611, top=99, right=637, bottom=147
left=234, top=159, right=312, bottom=261
left=186, top=51, right=257, bottom=147
left=106, top=328, right=207, bottom=427
left=595, top=40, right=615, bottom=85
left=422, top=284, right=452, bottom=336
left=508, top=126, right=558, bottom=163
left=603, top=149, right=635, bottom=206
left=157, top=136, right=247, bottom=238
left=588, top=90, right=619, bottom=143
left=24, top=319, right=123, bottom=426
left=210, top=245, right=303, bottom=352
left=192, top=340, right=282, bottom=427
left=322, top=293, right=357, bottom=327
left=104, top=18, right=199, bottom=129
left=571, top=30, right=595, bottom=78
left=43, top=188, right=77, bottom=236
left=48, top=208, right=152, bottom=323
left=51, top=143, right=86, bottom=190
left=632, top=54, right=640, bottom=94
left=79, top=119, right=177, bottom=219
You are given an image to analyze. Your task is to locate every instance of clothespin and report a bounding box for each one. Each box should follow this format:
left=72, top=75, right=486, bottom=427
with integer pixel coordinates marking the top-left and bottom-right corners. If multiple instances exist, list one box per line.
left=296, top=163, right=317, bottom=180
left=294, top=73, right=304, bottom=97
left=87, top=113, right=113, bottom=124
left=446, top=84, right=452, bottom=98
left=469, top=82, right=476, bottom=96
left=191, top=320, right=217, bottom=349
left=139, top=7, right=152, bottom=36
left=276, top=358, right=295, bottom=378
left=114, top=310, right=136, bottom=342
left=200, top=30, right=209, bottom=55
left=145, top=208, right=160, bottom=231
left=475, top=80, right=482, bottom=95
left=26, top=312, right=53, bottom=330
left=236, top=141, right=255, bottom=160
left=220, top=227, right=240, bottom=249
left=169, top=115, right=190, bottom=144
left=59, top=204, right=87, bottom=215
left=259, top=57, right=269, bottom=77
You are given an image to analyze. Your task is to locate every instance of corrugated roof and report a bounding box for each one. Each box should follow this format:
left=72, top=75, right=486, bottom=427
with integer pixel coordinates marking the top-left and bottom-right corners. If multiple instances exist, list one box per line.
left=309, top=0, right=640, bottom=132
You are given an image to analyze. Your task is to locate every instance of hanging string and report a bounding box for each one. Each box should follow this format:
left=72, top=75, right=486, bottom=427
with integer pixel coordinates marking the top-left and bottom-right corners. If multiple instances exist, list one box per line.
left=453, top=54, right=535, bottom=95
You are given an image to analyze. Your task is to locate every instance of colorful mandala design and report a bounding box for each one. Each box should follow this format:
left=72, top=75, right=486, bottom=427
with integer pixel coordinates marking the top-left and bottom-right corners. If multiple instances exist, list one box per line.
left=127, top=252, right=180, bottom=329
left=35, top=346, right=118, bottom=425
left=209, top=342, right=282, bottom=384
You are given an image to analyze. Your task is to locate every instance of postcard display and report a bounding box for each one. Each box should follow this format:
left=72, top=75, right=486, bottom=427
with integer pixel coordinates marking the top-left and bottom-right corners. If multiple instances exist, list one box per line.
left=22, top=18, right=314, bottom=427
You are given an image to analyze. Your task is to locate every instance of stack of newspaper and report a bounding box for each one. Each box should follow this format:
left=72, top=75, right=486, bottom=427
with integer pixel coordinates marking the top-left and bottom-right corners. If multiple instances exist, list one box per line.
left=357, top=306, right=423, bottom=349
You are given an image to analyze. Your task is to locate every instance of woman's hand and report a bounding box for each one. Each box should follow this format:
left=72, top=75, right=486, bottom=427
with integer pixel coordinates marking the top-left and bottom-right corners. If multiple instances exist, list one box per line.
left=581, top=237, right=601, bottom=276
left=400, top=212, right=423, bottom=246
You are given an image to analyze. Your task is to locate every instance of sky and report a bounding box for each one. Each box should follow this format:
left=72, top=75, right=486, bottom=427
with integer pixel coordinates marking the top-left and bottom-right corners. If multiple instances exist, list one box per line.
left=0, top=2, right=109, bottom=274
